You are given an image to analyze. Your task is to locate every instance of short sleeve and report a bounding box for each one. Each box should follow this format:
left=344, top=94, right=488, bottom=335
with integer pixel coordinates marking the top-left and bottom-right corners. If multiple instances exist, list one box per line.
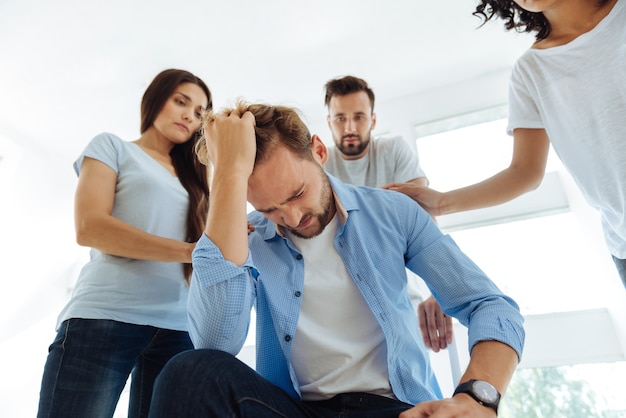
left=73, top=132, right=123, bottom=177
left=390, top=136, right=427, bottom=182
left=506, top=59, right=544, bottom=136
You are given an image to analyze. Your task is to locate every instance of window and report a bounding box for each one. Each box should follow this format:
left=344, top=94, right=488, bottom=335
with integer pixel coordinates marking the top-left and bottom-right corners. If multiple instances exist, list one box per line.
left=500, top=362, right=626, bottom=417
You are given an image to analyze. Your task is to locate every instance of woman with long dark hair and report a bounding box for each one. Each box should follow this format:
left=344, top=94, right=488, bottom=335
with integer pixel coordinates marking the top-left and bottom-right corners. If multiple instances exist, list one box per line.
left=37, top=68, right=212, bottom=418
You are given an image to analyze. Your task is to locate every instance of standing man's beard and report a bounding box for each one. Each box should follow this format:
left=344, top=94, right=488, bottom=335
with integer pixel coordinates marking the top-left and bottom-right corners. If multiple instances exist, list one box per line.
left=287, top=169, right=334, bottom=239
left=336, top=133, right=371, bottom=156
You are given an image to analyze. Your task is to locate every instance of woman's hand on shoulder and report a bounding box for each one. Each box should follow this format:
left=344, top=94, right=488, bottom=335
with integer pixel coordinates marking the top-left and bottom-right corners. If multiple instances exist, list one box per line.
left=383, top=182, right=445, bottom=217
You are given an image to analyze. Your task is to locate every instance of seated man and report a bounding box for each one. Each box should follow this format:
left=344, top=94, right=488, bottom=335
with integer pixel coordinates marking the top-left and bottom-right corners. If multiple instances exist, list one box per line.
left=149, top=102, right=524, bottom=418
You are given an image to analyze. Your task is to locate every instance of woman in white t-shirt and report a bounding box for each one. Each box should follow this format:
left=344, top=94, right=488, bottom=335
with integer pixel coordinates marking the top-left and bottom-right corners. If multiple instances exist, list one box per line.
left=386, top=0, right=626, bottom=289
left=37, top=69, right=212, bottom=418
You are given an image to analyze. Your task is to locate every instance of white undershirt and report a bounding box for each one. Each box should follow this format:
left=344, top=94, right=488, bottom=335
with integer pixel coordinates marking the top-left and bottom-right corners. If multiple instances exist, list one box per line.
left=288, top=214, right=392, bottom=401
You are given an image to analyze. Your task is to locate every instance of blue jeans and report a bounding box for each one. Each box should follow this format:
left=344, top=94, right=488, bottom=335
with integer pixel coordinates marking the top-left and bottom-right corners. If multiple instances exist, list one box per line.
left=149, top=349, right=414, bottom=418
left=37, top=318, right=193, bottom=418
left=612, top=255, right=626, bottom=288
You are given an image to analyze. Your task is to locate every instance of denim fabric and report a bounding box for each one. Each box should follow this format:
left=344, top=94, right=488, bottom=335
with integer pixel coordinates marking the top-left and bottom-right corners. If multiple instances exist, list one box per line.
left=149, top=349, right=413, bottom=418
left=37, top=318, right=192, bottom=418
left=612, top=255, right=626, bottom=288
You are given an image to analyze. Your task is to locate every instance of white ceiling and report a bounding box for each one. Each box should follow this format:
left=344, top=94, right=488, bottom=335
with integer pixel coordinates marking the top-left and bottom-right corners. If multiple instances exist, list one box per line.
left=0, top=0, right=532, bottom=165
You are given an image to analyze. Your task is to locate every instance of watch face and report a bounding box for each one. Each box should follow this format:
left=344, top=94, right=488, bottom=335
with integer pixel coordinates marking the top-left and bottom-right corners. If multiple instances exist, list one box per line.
left=472, top=380, right=499, bottom=403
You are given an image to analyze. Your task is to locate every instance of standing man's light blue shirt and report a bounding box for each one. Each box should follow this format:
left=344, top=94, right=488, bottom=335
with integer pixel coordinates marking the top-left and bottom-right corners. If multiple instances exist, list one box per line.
left=188, top=176, right=524, bottom=405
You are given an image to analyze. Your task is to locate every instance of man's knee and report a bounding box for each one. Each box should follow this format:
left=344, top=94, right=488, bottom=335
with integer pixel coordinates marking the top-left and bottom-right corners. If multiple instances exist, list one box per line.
left=166, top=349, right=234, bottom=373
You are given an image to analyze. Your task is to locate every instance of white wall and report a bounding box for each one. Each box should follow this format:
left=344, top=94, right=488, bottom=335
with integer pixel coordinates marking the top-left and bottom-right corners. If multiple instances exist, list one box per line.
left=0, top=132, right=83, bottom=418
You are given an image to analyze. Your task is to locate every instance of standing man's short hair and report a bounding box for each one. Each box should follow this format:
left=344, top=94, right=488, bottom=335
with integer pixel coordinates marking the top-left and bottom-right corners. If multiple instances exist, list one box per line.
left=324, top=76, right=376, bottom=111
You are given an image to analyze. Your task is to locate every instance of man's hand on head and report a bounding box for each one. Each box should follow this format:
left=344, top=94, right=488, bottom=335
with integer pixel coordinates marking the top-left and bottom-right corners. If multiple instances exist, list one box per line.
left=203, top=108, right=257, bottom=178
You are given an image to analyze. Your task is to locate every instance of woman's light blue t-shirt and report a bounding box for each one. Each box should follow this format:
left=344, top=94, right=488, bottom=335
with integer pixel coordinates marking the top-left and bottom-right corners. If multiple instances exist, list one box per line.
left=56, top=132, right=190, bottom=331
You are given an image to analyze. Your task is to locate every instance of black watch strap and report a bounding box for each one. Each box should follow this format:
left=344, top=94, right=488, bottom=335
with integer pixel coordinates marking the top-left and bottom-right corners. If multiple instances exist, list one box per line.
left=453, top=379, right=500, bottom=414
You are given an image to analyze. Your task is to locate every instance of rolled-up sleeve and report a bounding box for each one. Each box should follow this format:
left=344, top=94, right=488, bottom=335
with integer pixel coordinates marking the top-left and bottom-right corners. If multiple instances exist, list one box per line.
left=415, top=234, right=525, bottom=360
left=404, top=206, right=525, bottom=360
left=188, top=233, right=257, bottom=354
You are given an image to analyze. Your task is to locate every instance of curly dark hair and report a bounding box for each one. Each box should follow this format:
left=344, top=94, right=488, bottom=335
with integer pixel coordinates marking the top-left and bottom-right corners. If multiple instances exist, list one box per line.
left=473, top=0, right=611, bottom=40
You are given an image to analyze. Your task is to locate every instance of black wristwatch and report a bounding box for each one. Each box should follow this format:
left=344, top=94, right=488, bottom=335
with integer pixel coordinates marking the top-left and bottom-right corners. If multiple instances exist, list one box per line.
left=453, top=379, right=501, bottom=414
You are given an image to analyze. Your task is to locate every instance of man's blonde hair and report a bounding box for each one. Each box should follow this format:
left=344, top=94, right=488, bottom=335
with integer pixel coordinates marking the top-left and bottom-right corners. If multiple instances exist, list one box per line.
left=196, top=100, right=313, bottom=167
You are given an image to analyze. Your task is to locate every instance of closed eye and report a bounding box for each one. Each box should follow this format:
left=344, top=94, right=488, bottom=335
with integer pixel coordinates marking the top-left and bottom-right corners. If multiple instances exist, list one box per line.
left=257, top=188, right=305, bottom=214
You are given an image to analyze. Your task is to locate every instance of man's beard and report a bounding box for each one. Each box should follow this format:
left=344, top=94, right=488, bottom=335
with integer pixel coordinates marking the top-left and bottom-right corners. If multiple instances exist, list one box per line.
left=287, top=169, right=333, bottom=239
left=336, top=133, right=370, bottom=156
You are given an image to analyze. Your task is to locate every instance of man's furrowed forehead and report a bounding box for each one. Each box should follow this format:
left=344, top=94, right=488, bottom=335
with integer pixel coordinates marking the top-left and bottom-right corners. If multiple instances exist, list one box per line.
left=250, top=181, right=306, bottom=214
left=247, top=147, right=309, bottom=210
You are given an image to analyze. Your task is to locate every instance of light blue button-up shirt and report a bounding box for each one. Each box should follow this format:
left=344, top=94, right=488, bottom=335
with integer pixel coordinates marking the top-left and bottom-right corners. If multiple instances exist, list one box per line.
left=189, top=175, right=524, bottom=405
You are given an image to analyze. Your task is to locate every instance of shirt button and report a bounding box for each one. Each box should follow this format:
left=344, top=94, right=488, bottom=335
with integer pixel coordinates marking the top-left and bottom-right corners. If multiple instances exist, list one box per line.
left=294, top=291, right=301, bottom=297
left=296, top=254, right=303, bottom=260
left=285, top=335, right=292, bottom=342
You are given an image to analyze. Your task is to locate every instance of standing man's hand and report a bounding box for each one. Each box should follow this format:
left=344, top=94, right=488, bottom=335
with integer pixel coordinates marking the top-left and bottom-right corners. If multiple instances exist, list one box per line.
left=418, top=296, right=453, bottom=352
